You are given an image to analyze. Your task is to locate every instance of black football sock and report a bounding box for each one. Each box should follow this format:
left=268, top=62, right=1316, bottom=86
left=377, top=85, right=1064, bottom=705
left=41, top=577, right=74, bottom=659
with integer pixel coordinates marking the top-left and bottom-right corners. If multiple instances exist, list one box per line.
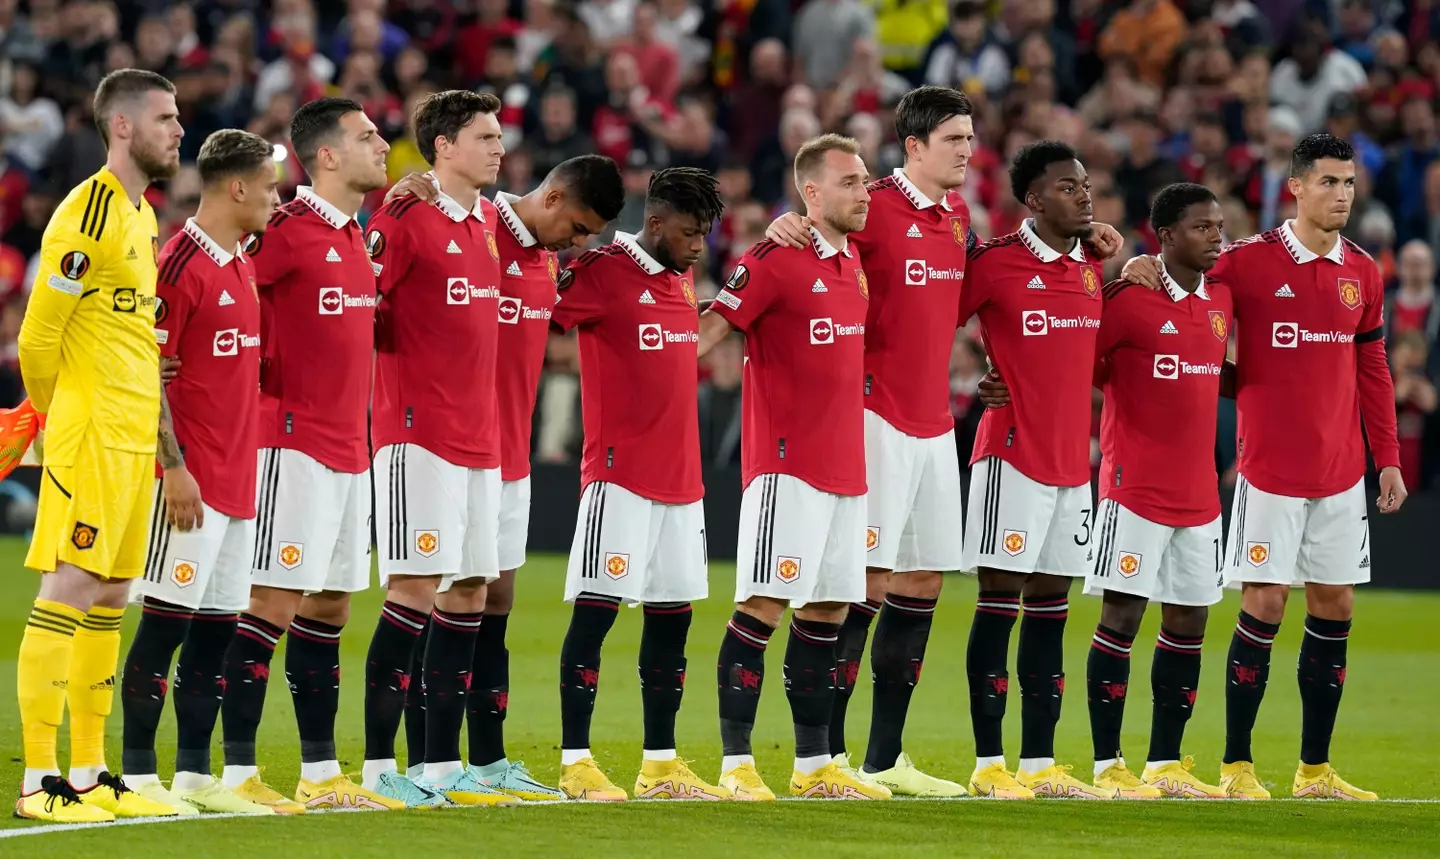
left=967, top=591, right=1020, bottom=759
left=404, top=619, right=429, bottom=768
left=1149, top=628, right=1204, bottom=763
left=717, top=611, right=773, bottom=758
left=864, top=595, right=937, bottom=773
left=173, top=609, right=237, bottom=775
left=1223, top=611, right=1279, bottom=764
left=784, top=617, right=840, bottom=762
left=1017, top=594, right=1068, bottom=761
left=467, top=611, right=510, bottom=768
left=285, top=616, right=344, bottom=767
left=1086, top=624, right=1135, bottom=763
left=221, top=613, right=285, bottom=767
left=423, top=608, right=483, bottom=764
left=830, top=599, right=879, bottom=756
left=121, top=600, right=193, bottom=775
left=363, top=601, right=427, bottom=763
left=639, top=603, right=692, bottom=753
left=1298, top=615, right=1350, bottom=766
left=558, top=594, right=620, bottom=752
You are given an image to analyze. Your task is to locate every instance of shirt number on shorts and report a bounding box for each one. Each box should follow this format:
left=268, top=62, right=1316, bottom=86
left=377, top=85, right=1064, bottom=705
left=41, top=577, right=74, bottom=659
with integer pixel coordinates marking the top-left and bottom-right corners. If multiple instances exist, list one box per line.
left=1074, top=508, right=1092, bottom=546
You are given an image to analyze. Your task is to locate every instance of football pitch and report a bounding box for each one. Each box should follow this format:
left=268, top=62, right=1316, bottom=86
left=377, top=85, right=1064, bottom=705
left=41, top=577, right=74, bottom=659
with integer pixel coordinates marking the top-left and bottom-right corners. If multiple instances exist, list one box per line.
left=0, top=537, right=1436, bottom=856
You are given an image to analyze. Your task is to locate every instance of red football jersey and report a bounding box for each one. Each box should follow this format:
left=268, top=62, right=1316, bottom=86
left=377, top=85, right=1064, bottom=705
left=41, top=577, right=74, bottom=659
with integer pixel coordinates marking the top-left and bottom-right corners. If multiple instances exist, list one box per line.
left=1096, top=268, right=1233, bottom=527
left=1213, top=221, right=1400, bottom=497
left=493, top=192, right=558, bottom=481
left=712, top=229, right=870, bottom=496
left=367, top=186, right=503, bottom=469
left=854, top=169, right=974, bottom=438
left=154, top=220, right=262, bottom=519
left=247, top=187, right=376, bottom=474
left=959, top=220, right=1104, bottom=487
left=550, top=233, right=703, bottom=504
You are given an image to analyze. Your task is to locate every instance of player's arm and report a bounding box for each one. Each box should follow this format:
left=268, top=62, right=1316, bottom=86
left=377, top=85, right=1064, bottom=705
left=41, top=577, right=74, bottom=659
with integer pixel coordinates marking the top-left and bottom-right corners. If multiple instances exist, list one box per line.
left=549, top=257, right=607, bottom=336
left=1218, top=360, right=1237, bottom=398
left=365, top=211, right=414, bottom=350
left=1354, top=265, right=1406, bottom=512
left=704, top=255, right=773, bottom=356
left=1093, top=279, right=1133, bottom=388
left=156, top=362, right=203, bottom=531
left=697, top=309, right=735, bottom=357
left=16, top=212, right=104, bottom=414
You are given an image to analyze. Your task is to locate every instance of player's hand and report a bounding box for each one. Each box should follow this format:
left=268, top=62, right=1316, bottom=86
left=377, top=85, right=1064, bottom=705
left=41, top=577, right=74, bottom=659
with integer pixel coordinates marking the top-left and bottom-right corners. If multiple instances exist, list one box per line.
left=977, top=369, right=1011, bottom=408
left=1121, top=253, right=1164, bottom=290
left=161, top=356, right=181, bottom=384
left=1087, top=222, right=1125, bottom=260
left=164, top=465, right=205, bottom=532
left=765, top=212, right=810, bottom=249
left=385, top=172, right=437, bottom=205
left=1376, top=466, right=1408, bottom=513
left=697, top=298, right=714, bottom=312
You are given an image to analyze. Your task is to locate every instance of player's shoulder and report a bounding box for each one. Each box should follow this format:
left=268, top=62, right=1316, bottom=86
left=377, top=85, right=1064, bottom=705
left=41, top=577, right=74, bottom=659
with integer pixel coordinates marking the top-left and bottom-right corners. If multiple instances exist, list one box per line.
left=157, top=232, right=210, bottom=286
left=1339, top=236, right=1382, bottom=282
left=47, top=172, right=122, bottom=245
left=561, top=244, right=626, bottom=287
left=1218, top=228, right=1283, bottom=260
left=736, top=238, right=792, bottom=270
left=967, top=231, right=1023, bottom=264
left=372, top=194, right=429, bottom=227
left=266, top=199, right=314, bottom=233
left=1101, top=277, right=1140, bottom=303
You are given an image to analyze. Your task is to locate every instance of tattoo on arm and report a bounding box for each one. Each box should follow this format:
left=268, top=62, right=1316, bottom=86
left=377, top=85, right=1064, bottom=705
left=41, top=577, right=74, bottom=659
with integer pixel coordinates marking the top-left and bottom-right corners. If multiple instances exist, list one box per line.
left=157, top=371, right=184, bottom=469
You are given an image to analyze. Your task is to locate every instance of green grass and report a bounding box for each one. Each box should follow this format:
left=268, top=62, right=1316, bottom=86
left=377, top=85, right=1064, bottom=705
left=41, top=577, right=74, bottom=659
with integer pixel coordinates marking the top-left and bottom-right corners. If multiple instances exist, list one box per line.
left=1, top=536, right=1437, bottom=855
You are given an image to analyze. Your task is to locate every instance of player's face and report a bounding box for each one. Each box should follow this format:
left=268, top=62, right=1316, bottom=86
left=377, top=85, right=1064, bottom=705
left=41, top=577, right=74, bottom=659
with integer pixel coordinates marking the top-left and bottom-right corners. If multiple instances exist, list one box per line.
left=336, top=110, right=391, bottom=194
left=811, top=149, right=870, bottom=234
left=235, top=163, right=283, bottom=235
left=913, top=113, right=973, bottom=190
left=1162, top=200, right=1224, bottom=273
left=450, top=110, right=505, bottom=188
left=1290, top=157, right=1355, bottom=232
left=131, top=90, right=184, bottom=181
left=1033, top=159, right=1093, bottom=239
left=649, top=211, right=710, bottom=272
left=534, top=188, right=610, bottom=251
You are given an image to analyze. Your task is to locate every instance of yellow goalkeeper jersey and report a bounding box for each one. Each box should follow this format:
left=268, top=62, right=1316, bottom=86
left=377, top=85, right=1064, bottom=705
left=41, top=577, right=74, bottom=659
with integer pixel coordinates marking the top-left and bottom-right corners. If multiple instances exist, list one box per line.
left=19, top=167, right=161, bottom=464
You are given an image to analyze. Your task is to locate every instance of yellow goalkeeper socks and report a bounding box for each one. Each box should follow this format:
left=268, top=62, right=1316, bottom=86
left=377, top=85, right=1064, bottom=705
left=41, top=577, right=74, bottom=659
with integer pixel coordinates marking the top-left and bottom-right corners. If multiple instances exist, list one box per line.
left=17, top=599, right=85, bottom=774
left=68, top=605, right=125, bottom=773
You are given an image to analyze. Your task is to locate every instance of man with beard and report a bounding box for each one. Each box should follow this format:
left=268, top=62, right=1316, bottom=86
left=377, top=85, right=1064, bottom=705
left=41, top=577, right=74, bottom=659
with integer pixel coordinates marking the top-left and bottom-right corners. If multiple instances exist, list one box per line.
left=15, top=68, right=191, bottom=823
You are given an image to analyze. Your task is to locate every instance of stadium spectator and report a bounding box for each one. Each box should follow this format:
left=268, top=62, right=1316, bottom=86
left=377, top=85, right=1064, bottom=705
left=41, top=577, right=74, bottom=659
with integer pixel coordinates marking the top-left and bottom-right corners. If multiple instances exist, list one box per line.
left=921, top=0, right=1010, bottom=96
left=1097, top=0, right=1189, bottom=89
left=1391, top=330, right=1439, bottom=490
left=0, top=62, right=62, bottom=175
left=1268, top=15, right=1366, bottom=134
left=792, top=0, right=874, bottom=90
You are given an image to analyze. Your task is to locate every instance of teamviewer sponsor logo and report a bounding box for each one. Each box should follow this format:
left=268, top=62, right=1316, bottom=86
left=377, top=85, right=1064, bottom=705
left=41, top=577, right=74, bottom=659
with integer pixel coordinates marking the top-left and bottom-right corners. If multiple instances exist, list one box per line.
left=811, top=318, right=834, bottom=344
left=498, top=296, right=521, bottom=323
left=319, top=286, right=377, bottom=315
left=1272, top=322, right=1297, bottom=348
left=905, top=259, right=927, bottom=286
left=214, top=328, right=239, bottom=356
left=1023, top=310, right=1047, bottom=335
left=1153, top=354, right=1179, bottom=379
left=637, top=323, right=698, bottom=351
left=448, top=277, right=471, bottom=305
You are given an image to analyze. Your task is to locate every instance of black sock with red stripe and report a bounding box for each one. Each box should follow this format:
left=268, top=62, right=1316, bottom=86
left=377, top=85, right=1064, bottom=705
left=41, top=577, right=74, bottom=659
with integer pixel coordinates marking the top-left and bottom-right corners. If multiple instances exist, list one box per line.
left=222, top=613, right=286, bottom=767
left=639, top=603, right=692, bottom=752
left=364, top=601, right=427, bottom=762
left=1149, top=627, right=1204, bottom=762
left=1018, top=594, right=1069, bottom=760
left=1086, top=624, right=1134, bottom=762
left=559, top=593, right=620, bottom=751
left=404, top=619, right=429, bottom=767
left=717, top=611, right=773, bottom=757
left=785, top=617, right=841, bottom=760
left=830, top=599, right=879, bottom=756
left=174, top=609, right=238, bottom=775
left=864, top=595, right=937, bottom=772
left=1298, top=615, right=1351, bottom=766
left=1223, top=610, right=1279, bottom=764
left=967, top=591, right=1020, bottom=758
left=121, top=599, right=193, bottom=775
left=423, top=608, right=483, bottom=764
left=467, top=612, right=510, bottom=768
left=286, top=615, right=344, bottom=765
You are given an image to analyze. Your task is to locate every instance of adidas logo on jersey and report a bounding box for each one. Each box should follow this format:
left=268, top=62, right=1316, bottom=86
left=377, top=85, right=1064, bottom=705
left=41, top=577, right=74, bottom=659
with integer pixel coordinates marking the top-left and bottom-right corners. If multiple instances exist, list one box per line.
left=1027, top=276, right=1046, bottom=290
left=506, top=261, right=523, bottom=276
left=326, top=247, right=342, bottom=262
left=126, top=247, right=138, bottom=260
left=638, top=289, right=657, bottom=304
left=218, top=290, right=235, bottom=306
left=906, top=224, right=922, bottom=238
left=446, top=240, right=462, bottom=254
left=1275, top=284, right=1295, bottom=297
left=1160, top=320, right=1179, bottom=334
left=812, top=279, right=828, bottom=293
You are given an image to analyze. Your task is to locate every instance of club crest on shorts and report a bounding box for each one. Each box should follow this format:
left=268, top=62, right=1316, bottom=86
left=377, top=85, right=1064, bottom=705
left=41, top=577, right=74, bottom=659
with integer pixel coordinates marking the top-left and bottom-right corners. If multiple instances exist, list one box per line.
left=1337, top=278, right=1361, bottom=310
left=1002, top=529, right=1027, bottom=557
left=1117, top=552, right=1141, bottom=578
left=1246, top=542, right=1269, bottom=567
left=71, top=522, right=97, bottom=550
left=171, top=559, right=198, bottom=587
left=604, top=552, right=629, bottom=580
left=1209, top=310, right=1228, bottom=341
left=1082, top=266, right=1099, bottom=297
left=415, top=530, right=439, bottom=558
left=865, top=526, right=880, bottom=552
left=278, top=542, right=304, bottom=570
left=776, top=556, right=801, bottom=583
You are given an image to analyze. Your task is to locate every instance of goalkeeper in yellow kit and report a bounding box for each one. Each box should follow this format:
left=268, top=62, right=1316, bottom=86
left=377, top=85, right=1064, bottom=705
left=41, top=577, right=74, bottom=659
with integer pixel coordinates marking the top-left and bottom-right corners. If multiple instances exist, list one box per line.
left=14, top=69, right=203, bottom=823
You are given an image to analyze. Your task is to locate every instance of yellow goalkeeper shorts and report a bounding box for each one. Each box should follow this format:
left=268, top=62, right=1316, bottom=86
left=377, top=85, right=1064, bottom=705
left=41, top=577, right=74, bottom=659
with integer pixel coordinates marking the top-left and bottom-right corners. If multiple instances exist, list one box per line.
left=26, top=433, right=156, bottom=580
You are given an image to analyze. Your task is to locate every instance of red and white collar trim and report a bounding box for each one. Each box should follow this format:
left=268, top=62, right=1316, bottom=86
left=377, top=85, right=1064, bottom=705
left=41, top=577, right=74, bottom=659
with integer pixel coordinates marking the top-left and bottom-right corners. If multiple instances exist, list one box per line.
left=493, top=192, right=536, bottom=247
left=809, top=225, right=852, bottom=259
left=1018, top=219, right=1086, bottom=264
left=182, top=218, right=242, bottom=267
left=1159, top=257, right=1209, bottom=301
left=614, top=231, right=665, bottom=275
left=295, top=186, right=357, bottom=229
left=891, top=168, right=953, bottom=212
left=1278, top=220, right=1344, bottom=265
left=427, top=172, right=487, bottom=223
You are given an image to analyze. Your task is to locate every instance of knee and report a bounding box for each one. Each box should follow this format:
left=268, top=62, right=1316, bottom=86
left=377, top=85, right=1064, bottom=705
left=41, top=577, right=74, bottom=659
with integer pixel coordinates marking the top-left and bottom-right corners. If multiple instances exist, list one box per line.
left=247, top=586, right=301, bottom=628
left=386, top=576, right=440, bottom=614
left=1099, top=596, right=1146, bottom=637
left=484, top=574, right=515, bottom=615
left=92, top=579, right=132, bottom=611
left=888, top=570, right=943, bottom=600
left=736, top=598, right=784, bottom=629
left=1159, top=605, right=1208, bottom=639
left=298, top=592, right=350, bottom=627
left=1023, top=573, right=1073, bottom=600
left=1240, top=584, right=1288, bottom=624
left=794, top=601, right=847, bottom=625
left=1305, top=584, right=1354, bottom=621
left=864, top=569, right=890, bottom=603
left=437, top=580, right=488, bottom=614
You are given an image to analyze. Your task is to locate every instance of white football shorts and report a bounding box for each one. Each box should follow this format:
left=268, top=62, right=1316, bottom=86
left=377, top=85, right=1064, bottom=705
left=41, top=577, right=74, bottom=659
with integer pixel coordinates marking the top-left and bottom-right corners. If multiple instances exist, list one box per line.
left=734, top=473, right=866, bottom=608
left=374, top=443, right=501, bottom=586
left=1225, top=475, right=1369, bottom=587
left=863, top=410, right=965, bottom=573
left=563, top=481, right=708, bottom=605
left=1083, top=498, right=1223, bottom=606
left=132, top=479, right=256, bottom=612
left=960, top=456, right=1092, bottom=576
left=250, top=447, right=370, bottom=594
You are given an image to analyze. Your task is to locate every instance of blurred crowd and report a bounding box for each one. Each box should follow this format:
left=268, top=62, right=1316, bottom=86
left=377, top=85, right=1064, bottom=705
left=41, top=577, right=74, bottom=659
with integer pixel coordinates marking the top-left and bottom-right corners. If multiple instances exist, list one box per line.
left=0, top=0, right=1434, bottom=491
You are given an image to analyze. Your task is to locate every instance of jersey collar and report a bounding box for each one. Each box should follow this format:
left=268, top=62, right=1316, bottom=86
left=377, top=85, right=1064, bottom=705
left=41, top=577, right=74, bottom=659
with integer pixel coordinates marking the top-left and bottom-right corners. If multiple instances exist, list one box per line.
left=809, top=225, right=852, bottom=259
left=431, top=173, right=488, bottom=223
left=1159, top=257, right=1209, bottom=301
left=494, top=192, right=537, bottom=247
left=614, top=231, right=666, bottom=275
left=1018, top=218, right=1086, bottom=264
left=183, top=218, right=241, bottom=267
left=295, top=186, right=358, bottom=229
left=1278, top=219, right=1345, bottom=265
left=891, top=167, right=953, bottom=211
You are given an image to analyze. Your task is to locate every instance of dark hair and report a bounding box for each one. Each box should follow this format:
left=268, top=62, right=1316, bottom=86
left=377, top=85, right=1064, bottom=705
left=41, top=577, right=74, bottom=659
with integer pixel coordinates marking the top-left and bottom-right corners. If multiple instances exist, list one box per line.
left=1009, top=139, right=1079, bottom=204
left=547, top=154, right=625, bottom=221
left=1290, top=133, right=1355, bottom=178
left=290, top=97, right=365, bottom=172
left=1149, top=182, right=1219, bottom=230
left=894, top=85, right=972, bottom=150
left=93, top=68, right=176, bottom=146
left=645, top=166, right=724, bottom=226
left=196, top=129, right=276, bottom=186
left=413, top=89, right=501, bottom=165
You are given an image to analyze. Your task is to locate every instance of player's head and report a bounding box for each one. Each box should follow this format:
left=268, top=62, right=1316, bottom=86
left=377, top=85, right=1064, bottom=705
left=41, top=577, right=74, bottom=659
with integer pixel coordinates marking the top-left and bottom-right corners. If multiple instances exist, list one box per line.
left=894, top=85, right=973, bottom=191
left=196, top=129, right=282, bottom=235
left=531, top=155, right=625, bottom=251
left=414, top=89, right=504, bottom=187
left=1150, top=182, right=1223, bottom=273
left=94, top=68, right=183, bottom=181
left=642, top=167, right=724, bottom=272
left=1010, top=139, right=1093, bottom=239
left=793, top=133, right=870, bottom=235
left=1288, top=132, right=1355, bottom=233
left=290, top=97, right=390, bottom=194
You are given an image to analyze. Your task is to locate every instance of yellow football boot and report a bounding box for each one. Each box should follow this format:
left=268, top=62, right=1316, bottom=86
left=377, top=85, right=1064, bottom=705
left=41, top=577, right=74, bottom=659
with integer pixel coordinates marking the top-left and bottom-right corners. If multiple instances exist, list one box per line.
left=1142, top=757, right=1226, bottom=798
left=75, top=772, right=180, bottom=817
left=1292, top=763, right=1377, bottom=800
left=634, top=759, right=731, bottom=800
left=232, top=771, right=307, bottom=813
left=14, top=776, right=114, bottom=823
left=1219, top=761, right=1271, bottom=799
left=1017, top=764, right=1113, bottom=799
left=295, top=773, right=406, bottom=810
left=1093, top=761, right=1163, bottom=799
left=865, top=752, right=967, bottom=798
left=420, top=768, right=519, bottom=806
left=790, top=762, right=891, bottom=800
left=968, top=762, right=1034, bottom=799
left=174, top=776, right=276, bottom=814
left=719, top=762, right=776, bottom=801
left=558, top=758, right=627, bottom=802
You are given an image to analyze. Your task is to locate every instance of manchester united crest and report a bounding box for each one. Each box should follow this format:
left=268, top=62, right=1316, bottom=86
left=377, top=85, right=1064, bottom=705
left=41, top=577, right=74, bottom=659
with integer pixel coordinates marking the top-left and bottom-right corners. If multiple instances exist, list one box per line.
left=546, top=254, right=558, bottom=284
left=680, top=277, right=697, bottom=308
left=1209, top=310, right=1228, bottom=341
left=1082, top=266, right=1099, bottom=297
left=950, top=217, right=966, bottom=246
left=151, top=236, right=160, bottom=265
left=1338, top=277, right=1362, bottom=310
left=486, top=230, right=499, bottom=261
left=856, top=269, right=869, bottom=299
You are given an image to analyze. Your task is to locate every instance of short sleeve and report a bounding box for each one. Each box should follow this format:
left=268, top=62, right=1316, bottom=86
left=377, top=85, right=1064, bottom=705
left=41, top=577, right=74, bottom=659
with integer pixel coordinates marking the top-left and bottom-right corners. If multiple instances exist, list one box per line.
left=153, top=258, right=195, bottom=359
left=549, top=259, right=606, bottom=332
left=246, top=214, right=293, bottom=287
left=1095, top=282, right=1131, bottom=360
left=710, top=253, right=777, bottom=332
left=364, top=209, right=415, bottom=299
left=956, top=246, right=992, bottom=325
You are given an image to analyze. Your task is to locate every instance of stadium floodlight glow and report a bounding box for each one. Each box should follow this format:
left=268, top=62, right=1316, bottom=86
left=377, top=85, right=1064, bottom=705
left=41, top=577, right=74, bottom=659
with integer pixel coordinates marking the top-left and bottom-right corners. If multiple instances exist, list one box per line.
left=272, top=144, right=288, bottom=163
